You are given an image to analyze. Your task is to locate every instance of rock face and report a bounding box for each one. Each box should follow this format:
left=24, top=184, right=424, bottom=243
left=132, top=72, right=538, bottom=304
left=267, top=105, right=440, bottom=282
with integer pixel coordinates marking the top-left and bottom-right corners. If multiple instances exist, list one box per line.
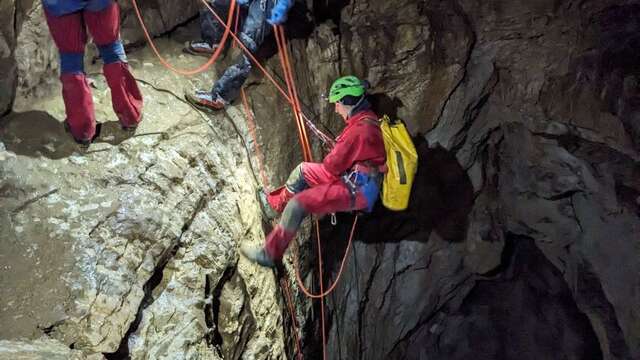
left=292, top=0, right=640, bottom=359
left=0, top=35, right=290, bottom=358
left=2, top=0, right=640, bottom=359
left=0, top=0, right=18, bottom=116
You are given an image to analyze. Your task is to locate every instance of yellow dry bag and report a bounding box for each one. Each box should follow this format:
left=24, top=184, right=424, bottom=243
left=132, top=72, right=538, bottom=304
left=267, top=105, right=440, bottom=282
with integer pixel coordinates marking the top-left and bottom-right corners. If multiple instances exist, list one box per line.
left=380, top=115, right=418, bottom=211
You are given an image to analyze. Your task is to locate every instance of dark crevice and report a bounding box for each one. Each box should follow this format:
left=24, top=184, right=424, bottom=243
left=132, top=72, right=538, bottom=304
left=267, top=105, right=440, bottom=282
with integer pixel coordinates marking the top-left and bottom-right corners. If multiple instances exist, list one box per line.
left=312, top=0, right=351, bottom=27
left=441, top=236, right=604, bottom=360
left=615, top=181, right=640, bottom=218
left=542, top=189, right=584, bottom=201
left=573, top=261, right=632, bottom=359
left=203, top=274, right=215, bottom=344
left=357, top=248, right=381, bottom=360
left=479, top=234, right=516, bottom=278
left=103, top=195, right=210, bottom=359
left=432, top=0, right=477, bottom=129
left=208, top=266, right=236, bottom=354
left=103, top=238, right=183, bottom=360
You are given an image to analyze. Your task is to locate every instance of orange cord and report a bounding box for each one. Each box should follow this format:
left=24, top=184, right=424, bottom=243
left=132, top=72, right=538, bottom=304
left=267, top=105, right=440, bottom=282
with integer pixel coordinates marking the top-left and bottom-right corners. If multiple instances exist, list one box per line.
left=292, top=216, right=358, bottom=299
left=129, top=0, right=236, bottom=75
left=232, top=5, right=240, bottom=48
left=281, top=277, right=304, bottom=360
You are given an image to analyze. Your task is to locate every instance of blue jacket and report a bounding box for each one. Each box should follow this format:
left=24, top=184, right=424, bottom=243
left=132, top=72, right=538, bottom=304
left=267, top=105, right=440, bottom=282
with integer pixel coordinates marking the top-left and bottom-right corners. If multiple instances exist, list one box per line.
left=237, top=0, right=293, bottom=25
left=42, top=0, right=113, bottom=17
left=268, top=0, right=293, bottom=25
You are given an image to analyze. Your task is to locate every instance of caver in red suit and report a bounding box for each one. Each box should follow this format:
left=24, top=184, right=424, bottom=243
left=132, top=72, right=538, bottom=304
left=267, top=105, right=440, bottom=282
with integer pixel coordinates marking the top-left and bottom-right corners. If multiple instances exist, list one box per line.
left=245, top=95, right=386, bottom=266
left=42, top=0, right=143, bottom=143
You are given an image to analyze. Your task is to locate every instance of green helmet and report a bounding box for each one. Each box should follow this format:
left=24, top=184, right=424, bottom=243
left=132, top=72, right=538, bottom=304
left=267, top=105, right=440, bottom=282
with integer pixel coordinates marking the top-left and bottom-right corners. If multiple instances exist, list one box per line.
left=328, top=75, right=366, bottom=103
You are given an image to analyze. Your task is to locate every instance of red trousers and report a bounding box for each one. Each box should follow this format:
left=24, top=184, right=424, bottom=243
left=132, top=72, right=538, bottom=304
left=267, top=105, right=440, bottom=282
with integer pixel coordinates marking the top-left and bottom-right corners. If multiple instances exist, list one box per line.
left=45, top=3, right=142, bottom=141
left=265, top=162, right=368, bottom=260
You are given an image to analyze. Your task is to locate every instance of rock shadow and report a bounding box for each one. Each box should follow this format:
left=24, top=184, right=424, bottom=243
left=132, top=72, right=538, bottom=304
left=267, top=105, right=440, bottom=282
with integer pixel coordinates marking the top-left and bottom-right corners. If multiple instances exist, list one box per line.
left=0, top=111, right=138, bottom=159
left=360, top=138, right=474, bottom=244
left=313, top=137, right=475, bottom=277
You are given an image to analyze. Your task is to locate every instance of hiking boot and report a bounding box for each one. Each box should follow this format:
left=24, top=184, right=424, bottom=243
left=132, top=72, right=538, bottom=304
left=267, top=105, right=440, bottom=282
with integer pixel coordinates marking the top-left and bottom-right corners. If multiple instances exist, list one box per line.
left=240, top=243, right=276, bottom=268
left=183, top=40, right=218, bottom=57
left=257, top=188, right=279, bottom=221
left=185, top=90, right=226, bottom=112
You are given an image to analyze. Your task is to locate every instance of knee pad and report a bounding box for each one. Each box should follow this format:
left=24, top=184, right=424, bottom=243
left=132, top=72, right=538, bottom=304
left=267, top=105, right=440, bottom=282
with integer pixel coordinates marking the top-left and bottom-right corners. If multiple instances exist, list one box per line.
left=98, top=40, right=126, bottom=65
left=60, top=52, right=85, bottom=74
left=285, top=163, right=308, bottom=193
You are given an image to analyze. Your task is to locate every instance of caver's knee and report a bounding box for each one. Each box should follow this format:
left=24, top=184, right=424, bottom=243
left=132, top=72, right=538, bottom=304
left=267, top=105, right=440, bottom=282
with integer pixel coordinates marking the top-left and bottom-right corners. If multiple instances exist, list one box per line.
left=285, top=163, right=307, bottom=193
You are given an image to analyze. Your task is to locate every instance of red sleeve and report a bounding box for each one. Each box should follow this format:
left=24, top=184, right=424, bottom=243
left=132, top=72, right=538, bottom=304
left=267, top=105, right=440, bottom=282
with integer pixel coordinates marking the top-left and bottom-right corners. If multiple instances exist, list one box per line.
left=322, top=128, right=359, bottom=176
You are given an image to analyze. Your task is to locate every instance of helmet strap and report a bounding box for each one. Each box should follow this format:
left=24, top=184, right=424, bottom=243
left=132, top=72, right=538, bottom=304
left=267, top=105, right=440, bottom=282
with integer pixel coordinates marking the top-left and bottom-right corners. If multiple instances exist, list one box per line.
left=346, top=95, right=366, bottom=118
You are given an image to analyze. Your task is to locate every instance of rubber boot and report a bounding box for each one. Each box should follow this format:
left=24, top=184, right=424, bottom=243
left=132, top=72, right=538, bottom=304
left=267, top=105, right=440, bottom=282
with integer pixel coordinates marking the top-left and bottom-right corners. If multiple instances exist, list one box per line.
left=240, top=243, right=276, bottom=268
left=267, top=186, right=295, bottom=213
left=264, top=225, right=296, bottom=261
left=103, top=62, right=143, bottom=129
left=61, top=73, right=96, bottom=142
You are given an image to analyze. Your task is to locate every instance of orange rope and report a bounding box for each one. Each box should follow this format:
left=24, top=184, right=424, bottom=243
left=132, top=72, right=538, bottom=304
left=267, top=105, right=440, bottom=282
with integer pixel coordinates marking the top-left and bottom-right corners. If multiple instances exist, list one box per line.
left=293, top=216, right=358, bottom=299
left=200, top=0, right=295, bottom=106
left=317, top=220, right=326, bottom=360
left=274, top=26, right=311, bottom=161
left=273, top=26, right=362, bottom=360
left=281, top=277, right=304, bottom=360
left=129, top=0, right=236, bottom=75
left=274, top=26, right=312, bottom=161
left=232, top=5, right=240, bottom=48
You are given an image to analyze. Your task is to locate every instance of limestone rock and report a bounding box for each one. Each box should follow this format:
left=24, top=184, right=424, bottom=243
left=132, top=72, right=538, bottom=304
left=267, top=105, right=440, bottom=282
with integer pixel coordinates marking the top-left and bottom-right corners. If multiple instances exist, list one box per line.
left=0, top=38, right=285, bottom=358
left=0, top=338, right=103, bottom=360
left=0, top=0, right=17, bottom=115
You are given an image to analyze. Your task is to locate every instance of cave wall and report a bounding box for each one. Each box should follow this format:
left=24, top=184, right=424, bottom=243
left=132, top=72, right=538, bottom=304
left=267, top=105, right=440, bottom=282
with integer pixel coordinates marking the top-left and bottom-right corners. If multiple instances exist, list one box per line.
left=294, top=0, right=640, bottom=359
left=0, top=0, right=18, bottom=116
left=0, top=0, right=639, bottom=359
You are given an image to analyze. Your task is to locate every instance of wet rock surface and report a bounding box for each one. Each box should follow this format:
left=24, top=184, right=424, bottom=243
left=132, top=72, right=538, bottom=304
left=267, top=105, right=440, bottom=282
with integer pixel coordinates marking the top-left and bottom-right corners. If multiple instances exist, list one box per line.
left=0, top=31, right=290, bottom=358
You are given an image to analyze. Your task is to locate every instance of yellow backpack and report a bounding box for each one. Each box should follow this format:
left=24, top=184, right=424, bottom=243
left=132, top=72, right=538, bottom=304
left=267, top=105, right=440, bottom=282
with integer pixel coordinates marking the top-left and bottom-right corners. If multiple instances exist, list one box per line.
left=380, top=115, right=418, bottom=211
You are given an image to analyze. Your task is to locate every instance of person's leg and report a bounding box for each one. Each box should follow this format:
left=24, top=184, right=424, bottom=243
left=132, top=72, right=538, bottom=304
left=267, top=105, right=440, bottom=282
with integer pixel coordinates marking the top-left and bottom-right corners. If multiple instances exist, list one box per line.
left=186, top=0, right=231, bottom=56
left=44, top=9, right=96, bottom=142
left=212, top=0, right=272, bottom=103
left=262, top=181, right=367, bottom=262
left=85, top=1, right=143, bottom=129
left=266, top=162, right=339, bottom=213
left=187, top=0, right=272, bottom=109
left=201, top=0, right=230, bottom=46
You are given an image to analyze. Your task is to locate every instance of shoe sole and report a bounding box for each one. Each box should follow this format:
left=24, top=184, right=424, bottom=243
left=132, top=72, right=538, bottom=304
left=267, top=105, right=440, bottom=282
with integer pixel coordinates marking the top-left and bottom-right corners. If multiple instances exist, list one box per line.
left=184, top=94, right=224, bottom=112
left=182, top=47, right=215, bottom=58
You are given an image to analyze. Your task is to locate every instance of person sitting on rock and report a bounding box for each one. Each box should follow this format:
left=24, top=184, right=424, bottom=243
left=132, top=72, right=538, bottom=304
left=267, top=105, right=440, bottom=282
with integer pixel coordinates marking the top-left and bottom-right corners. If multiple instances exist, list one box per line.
left=42, top=0, right=143, bottom=147
left=240, top=76, right=387, bottom=268
left=185, top=0, right=294, bottom=110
